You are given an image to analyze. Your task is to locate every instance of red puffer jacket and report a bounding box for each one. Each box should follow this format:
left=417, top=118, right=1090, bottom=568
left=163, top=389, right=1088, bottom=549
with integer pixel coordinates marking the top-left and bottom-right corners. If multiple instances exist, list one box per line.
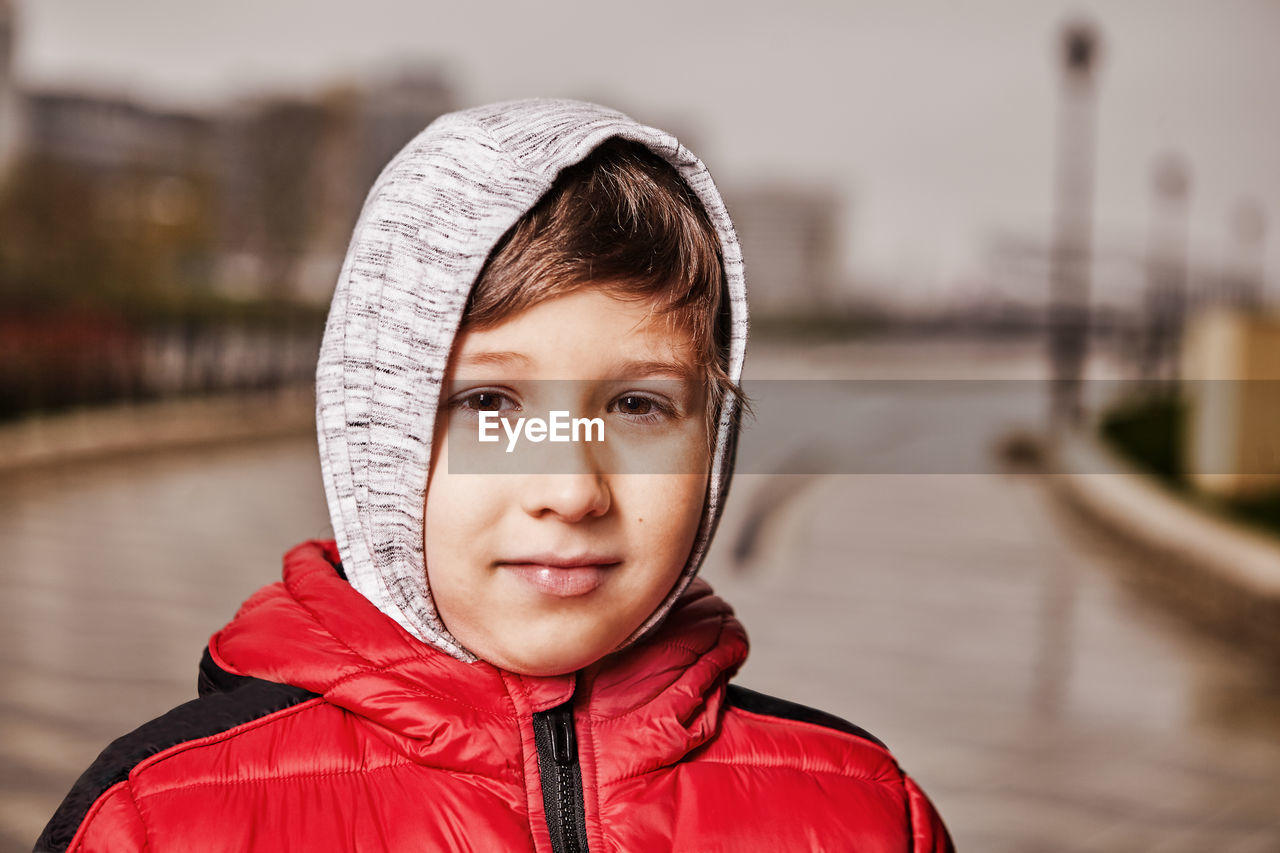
left=40, top=540, right=953, bottom=852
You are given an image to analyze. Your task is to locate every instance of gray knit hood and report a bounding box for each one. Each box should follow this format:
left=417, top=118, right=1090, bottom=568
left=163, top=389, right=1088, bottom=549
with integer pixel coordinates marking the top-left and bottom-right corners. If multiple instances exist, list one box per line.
left=315, top=98, right=748, bottom=662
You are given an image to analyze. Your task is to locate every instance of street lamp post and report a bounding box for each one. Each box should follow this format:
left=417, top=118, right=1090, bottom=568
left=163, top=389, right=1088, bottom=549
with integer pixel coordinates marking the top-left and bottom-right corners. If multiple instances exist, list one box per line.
left=1047, top=19, right=1102, bottom=434
left=1140, top=153, right=1192, bottom=386
left=1227, top=198, right=1267, bottom=310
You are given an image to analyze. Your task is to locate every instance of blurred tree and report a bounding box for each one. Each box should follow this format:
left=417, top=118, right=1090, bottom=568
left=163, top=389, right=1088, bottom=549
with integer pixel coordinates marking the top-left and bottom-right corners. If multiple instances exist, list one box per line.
left=0, top=151, right=225, bottom=415
left=0, top=153, right=218, bottom=311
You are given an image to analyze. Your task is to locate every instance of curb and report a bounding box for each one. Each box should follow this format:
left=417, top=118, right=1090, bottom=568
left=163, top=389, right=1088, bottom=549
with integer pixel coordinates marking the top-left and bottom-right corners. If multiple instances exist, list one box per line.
left=1051, top=427, right=1280, bottom=655
left=0, top=387, right=316, bottom=474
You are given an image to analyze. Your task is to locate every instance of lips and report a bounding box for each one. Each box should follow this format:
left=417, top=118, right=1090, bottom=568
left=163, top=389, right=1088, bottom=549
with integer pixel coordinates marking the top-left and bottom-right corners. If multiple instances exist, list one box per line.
left=499, top=553, right=621, bottom=597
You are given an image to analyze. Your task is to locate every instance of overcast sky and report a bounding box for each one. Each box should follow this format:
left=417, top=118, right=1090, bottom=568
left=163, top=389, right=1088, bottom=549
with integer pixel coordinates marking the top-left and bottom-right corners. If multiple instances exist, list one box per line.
left=12, top=0, right=1280, bottom=305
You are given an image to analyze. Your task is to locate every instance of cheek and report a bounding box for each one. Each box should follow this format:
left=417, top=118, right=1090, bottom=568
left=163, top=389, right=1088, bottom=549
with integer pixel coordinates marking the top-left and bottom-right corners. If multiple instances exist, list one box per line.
left=618, top=418, right=711, bottom=567
left=426, top=479, right=499, bottom=551
left=423, top=439, right=496, bottom=594
left=623, top=472, right=709, bottom=556
left=422, top=470, right=510, bottom=647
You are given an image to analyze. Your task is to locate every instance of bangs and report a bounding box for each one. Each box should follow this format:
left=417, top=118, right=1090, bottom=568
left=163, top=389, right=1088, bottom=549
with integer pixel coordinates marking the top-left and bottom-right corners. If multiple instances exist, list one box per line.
left=463, top=138, right=722, bottom=358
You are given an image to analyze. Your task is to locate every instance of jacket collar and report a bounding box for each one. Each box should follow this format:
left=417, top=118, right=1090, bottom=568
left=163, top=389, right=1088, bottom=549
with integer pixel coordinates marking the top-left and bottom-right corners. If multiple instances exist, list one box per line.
left=209, top=540, right=748, bottom=779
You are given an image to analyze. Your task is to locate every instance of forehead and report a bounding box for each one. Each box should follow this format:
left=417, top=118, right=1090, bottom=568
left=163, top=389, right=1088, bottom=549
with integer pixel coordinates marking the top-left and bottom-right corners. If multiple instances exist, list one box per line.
left=450, top=290, right=701, bottom=380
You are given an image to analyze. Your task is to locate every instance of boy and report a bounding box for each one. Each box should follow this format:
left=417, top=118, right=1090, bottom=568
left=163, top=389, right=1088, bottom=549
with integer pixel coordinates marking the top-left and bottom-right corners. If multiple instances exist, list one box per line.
left=38, top=99, right=952, bottom=851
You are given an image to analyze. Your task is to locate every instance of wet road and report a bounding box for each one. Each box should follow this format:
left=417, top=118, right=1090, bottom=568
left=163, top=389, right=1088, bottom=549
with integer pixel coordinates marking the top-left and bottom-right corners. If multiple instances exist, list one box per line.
left=4, top=339, right=1280, bottom=852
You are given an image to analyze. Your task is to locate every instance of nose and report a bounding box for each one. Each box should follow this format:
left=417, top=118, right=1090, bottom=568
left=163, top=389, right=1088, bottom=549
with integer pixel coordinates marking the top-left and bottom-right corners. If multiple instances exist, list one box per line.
left=520, top=446, right=612, bottom=522
left=522, top=472, right=612, bottom=522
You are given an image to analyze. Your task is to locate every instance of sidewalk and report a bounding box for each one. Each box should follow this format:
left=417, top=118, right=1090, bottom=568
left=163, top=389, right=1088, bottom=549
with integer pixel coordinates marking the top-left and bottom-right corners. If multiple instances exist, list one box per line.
left=1051, top=427, right=1280, bottom=656
left=0, top=387, right=316, bottom=474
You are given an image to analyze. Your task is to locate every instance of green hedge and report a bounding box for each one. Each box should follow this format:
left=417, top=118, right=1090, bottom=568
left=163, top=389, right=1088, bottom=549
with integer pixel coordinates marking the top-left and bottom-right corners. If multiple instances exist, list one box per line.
left=1099, top=391, right=1280, bottom=539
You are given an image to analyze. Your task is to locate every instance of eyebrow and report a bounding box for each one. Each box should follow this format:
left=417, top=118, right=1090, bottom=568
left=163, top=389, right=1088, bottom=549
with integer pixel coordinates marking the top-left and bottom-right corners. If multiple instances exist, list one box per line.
left=456, top=350, right=533, bottom=368
left=607, top=359, right=700, bottom=382
left=453, top=352, right=700, bottom=382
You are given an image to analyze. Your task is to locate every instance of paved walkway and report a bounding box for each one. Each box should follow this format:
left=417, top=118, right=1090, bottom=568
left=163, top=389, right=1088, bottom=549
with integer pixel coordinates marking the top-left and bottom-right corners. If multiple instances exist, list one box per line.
left=3, top=339, right=1279, bottom=851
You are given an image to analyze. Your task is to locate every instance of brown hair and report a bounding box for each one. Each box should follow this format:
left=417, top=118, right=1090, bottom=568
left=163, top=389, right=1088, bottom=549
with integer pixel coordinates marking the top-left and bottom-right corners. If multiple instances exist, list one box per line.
left=463, top=137, right=736, bottom=431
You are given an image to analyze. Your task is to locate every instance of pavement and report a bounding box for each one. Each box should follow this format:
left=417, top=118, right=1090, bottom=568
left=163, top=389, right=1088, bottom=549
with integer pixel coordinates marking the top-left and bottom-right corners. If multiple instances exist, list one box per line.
left=0, top=386, right=314, bottom=474
left=1053, top=428, right=1280, bottom=655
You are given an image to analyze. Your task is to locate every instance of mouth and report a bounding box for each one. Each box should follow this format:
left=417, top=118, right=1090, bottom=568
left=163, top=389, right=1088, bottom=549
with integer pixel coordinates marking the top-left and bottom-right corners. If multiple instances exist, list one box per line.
left=498, top=553, right=622, bottom=597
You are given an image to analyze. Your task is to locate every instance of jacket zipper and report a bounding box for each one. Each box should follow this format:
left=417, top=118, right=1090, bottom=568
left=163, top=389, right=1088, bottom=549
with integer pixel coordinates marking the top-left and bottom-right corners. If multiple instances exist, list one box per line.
left=532, top=702, right=589, bottom=853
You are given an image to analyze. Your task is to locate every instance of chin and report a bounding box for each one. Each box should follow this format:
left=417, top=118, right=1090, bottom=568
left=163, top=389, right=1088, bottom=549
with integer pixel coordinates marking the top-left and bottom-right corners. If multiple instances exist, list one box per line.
left=483, top=628, right=617, bottom=677
left=496, top=647, right=598, bottom=677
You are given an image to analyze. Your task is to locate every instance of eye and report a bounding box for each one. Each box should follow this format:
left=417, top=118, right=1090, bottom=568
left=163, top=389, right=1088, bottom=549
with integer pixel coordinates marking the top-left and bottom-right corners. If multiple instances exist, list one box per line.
left=468, top=392, right=508, bottom=412
left=608, top=392, right=675, bottom=423
left=452, top=389, right=519, bottom=415
left=615, top=394, right=654, bottom=415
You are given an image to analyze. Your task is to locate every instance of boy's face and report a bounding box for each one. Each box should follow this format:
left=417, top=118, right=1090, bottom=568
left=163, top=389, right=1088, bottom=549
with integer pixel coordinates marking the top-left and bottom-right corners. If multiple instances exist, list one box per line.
left=424, top=289, right=711, bottom=676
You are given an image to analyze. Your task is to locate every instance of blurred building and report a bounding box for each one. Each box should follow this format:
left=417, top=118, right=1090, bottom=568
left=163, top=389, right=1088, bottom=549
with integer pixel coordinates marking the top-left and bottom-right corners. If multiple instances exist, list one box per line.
left=24, top=91, right=214, bottom=177
left=724, top=185, right=842, bottom=316
left=214, top=69, right=454, bottom=303
left=214, top=96, right=334, bottom=302
left=0, top=0, right=455, bottom=305
left=0, top=0, right=24, bottom=178
left=351, top=68, right=455, bottom=196
left=1182, top=308, right=1280, bottom=498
